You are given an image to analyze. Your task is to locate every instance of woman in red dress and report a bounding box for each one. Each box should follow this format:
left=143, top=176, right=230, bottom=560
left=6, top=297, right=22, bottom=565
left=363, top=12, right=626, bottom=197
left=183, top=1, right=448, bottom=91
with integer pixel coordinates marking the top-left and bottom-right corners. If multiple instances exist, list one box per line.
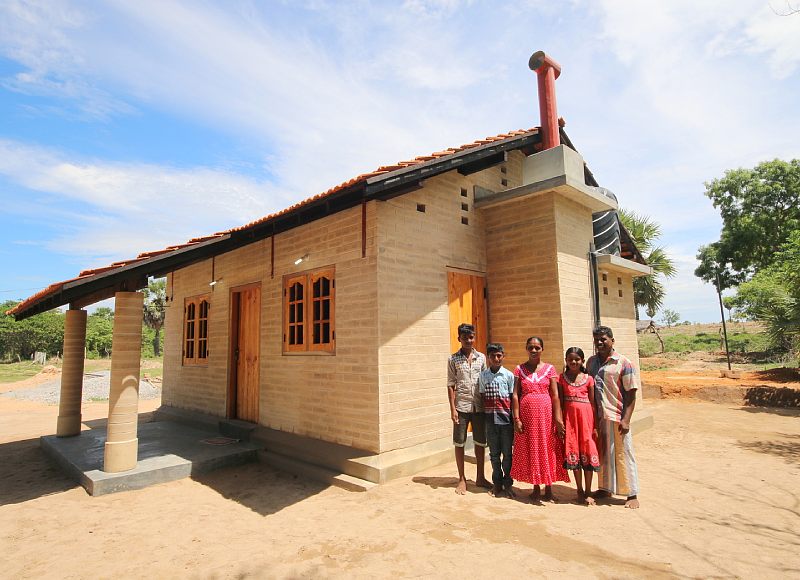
left=511, top=336, right=569, bottom=502
left=558, top=347, right=600, bottom=505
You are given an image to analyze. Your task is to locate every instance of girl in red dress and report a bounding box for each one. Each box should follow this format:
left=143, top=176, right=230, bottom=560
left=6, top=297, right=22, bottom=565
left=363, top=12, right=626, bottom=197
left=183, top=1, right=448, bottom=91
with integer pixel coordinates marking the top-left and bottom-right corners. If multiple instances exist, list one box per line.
left=558, top=347, right=600, bottom=505
left=510, top=336, right=569, bottom=502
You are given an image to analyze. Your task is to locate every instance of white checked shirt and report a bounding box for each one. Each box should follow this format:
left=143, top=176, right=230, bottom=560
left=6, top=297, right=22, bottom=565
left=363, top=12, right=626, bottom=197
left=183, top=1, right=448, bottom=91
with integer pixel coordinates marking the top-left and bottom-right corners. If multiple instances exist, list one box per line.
left=447, top=349, right=487, bottom=413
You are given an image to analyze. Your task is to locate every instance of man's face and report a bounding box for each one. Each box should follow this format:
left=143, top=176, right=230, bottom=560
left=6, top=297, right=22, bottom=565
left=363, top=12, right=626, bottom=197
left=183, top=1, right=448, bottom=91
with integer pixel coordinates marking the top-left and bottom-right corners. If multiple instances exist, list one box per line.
left=459, top=332, right=475, bottom=351
left=488, top=351, right=504, bottom=369
left=594, top=333, right=614, bottom=357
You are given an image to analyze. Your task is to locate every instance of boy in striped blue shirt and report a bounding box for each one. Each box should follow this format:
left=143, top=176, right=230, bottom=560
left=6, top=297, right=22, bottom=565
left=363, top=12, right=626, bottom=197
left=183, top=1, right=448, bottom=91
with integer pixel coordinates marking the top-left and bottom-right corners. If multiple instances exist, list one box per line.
left=479, top=343, right=516, bottom=498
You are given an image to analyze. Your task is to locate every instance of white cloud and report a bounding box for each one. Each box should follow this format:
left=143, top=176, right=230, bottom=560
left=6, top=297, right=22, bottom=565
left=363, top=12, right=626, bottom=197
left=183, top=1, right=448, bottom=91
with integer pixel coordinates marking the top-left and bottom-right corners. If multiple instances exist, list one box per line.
left=0, top=138, right=287, bottom=260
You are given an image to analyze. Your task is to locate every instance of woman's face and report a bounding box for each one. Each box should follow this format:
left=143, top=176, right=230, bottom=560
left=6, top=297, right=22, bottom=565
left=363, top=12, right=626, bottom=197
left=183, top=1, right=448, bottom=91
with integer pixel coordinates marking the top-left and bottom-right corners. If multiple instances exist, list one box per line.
left=566, top=352, right=583, bottom=373
left=526, top=340, right=543, bottom=361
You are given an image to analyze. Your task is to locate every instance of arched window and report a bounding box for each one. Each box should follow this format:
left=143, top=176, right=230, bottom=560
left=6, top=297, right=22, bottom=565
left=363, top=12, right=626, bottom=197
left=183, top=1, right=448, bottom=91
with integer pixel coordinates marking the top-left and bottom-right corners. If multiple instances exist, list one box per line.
left=283, top=267, right=335, bottom=353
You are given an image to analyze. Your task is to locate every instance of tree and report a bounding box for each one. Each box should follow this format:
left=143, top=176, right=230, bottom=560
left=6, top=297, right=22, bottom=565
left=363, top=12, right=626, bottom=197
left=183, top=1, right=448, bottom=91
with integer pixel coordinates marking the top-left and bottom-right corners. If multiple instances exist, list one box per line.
left=695, top=159, right=800, bottom=288
left=0, top=301, right=65, bottom=360
left=728, top=230, right=800, bottom=358
left=618, top=209, right=677, bottom=318
left=721, top=296, right=736, bottom=322
left=86, top=308, right=114, bottom=357
left=142, top=278, right=166, bottom=357
left=660, top=309, right=681, bottom=328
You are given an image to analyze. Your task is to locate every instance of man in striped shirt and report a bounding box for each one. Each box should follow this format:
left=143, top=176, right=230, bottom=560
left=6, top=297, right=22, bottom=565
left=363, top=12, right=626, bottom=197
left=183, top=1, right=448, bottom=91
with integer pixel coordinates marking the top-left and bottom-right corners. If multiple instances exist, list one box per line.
left=587, top=325, right=641, bottom=509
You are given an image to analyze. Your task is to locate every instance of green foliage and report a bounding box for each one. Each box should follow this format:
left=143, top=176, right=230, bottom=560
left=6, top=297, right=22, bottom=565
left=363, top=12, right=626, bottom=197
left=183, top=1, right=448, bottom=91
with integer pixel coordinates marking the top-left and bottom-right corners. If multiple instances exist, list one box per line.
left=0, top=301, right=65, bottom=361
left=695, top=159, right=800, bottom=287
left=726, top=232, right=800, bottom=361
left=617, top=209, right=677, bottom=318
left=141, top=325, right=164, bottom=359
left=143, top=278, right=166, bottom=357
left=86, top=309, right=114, bottom=357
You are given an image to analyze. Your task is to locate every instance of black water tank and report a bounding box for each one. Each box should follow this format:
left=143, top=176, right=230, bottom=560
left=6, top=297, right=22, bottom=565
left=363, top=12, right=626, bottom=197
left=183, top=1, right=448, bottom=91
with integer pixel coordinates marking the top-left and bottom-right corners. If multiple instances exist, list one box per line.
left=590, top=187, right=621, bottom=256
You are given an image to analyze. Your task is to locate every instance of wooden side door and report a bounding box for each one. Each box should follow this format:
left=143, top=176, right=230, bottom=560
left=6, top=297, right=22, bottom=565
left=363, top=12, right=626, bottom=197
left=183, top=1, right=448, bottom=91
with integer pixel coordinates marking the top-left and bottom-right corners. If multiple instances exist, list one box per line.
left=228, top=284, right=261, bottom=423
left=447, top=271, right=488, bottom=354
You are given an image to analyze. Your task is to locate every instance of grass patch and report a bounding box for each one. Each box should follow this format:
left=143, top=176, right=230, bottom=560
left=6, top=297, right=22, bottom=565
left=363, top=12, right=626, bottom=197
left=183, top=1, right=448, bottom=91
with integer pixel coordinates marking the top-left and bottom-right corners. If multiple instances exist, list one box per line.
left=638, top=324, right=771, bottom=357
left=84, top=359, right=112, bottom=372
left=640, top=361, right=671, bottom=371
left=0, top=361, right=43, bottom=384
left=142, top=366, right=163, bottom=379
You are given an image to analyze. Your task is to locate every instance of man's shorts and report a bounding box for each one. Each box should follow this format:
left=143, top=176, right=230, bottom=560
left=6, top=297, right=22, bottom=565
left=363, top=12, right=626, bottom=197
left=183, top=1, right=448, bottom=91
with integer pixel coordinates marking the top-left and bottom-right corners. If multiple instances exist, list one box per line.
left=453, top=411, right=487, bottom=448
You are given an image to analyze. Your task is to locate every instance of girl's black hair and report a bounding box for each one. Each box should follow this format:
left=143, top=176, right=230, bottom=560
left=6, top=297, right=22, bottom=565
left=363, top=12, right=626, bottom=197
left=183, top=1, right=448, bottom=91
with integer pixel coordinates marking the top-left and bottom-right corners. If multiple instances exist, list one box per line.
left=564, top=346, right=587, bottom=374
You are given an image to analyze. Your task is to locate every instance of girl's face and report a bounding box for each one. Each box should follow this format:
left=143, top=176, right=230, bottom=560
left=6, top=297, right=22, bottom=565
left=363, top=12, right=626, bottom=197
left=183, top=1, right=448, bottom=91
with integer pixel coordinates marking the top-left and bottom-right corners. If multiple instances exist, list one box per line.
left=565, top=352, right=584, bottom=373
left=526, top=340, right=543, bottom=361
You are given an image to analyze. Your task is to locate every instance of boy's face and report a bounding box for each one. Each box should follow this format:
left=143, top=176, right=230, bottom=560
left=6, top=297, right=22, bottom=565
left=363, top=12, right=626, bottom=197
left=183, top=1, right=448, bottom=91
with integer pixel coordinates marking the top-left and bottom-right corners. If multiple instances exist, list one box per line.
left=488, top=351, right=504, bottom=370
left=458, top=332, right=475, bottom=352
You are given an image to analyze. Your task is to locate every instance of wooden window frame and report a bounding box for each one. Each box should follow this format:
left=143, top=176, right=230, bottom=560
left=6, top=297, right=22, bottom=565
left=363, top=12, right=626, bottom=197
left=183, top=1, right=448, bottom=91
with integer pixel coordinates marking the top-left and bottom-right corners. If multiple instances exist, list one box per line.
left=283, top=267, right=335, bottom=354
left=183, top=294, right=210, bottom=366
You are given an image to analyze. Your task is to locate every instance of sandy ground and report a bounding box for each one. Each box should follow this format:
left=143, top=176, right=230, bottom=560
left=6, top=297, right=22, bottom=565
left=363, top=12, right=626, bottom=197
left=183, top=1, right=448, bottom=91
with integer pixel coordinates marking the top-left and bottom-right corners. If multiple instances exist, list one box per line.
left=1, top=372, right=800, bottom=578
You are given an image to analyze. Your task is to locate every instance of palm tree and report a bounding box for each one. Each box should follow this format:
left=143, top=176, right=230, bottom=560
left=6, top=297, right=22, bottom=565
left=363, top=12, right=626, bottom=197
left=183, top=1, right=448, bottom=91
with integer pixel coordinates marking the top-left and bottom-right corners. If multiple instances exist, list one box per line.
left=618, top=209, right=676, bottom=319
left=143, top=278, right=167, bottom=357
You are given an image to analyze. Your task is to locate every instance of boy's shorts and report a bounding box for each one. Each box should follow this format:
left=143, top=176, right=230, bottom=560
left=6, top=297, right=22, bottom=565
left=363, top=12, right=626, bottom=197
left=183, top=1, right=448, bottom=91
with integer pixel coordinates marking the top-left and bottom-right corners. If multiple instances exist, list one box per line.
left=453, top=411, right=487, bottom=448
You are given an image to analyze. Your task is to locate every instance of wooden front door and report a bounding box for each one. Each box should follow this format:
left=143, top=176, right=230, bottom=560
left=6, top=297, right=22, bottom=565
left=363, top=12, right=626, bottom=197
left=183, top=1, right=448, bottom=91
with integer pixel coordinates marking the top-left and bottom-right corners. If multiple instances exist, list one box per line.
left=229, top=284, right=260, bottom=422
left=447, top=271, right=488, bottom=354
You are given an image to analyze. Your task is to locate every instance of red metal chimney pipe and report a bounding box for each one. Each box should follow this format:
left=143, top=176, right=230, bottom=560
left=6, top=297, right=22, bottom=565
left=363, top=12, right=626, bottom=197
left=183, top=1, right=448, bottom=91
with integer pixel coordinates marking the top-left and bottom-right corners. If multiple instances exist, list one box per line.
left=529, top=50, right=562, bottom=150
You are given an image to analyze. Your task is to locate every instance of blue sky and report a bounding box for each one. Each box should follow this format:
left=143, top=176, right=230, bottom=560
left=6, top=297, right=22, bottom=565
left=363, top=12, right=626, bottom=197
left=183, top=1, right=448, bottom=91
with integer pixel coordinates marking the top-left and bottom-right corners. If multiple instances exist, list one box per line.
left=1, top=0, right=799, bottom=322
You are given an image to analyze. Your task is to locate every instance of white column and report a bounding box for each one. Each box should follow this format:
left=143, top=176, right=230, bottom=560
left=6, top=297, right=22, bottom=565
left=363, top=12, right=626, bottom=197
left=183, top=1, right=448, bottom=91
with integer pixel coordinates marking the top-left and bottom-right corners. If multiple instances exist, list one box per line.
left=56, top=309, right=87, bottom=437
left=103, top=291, right=144, bottom=473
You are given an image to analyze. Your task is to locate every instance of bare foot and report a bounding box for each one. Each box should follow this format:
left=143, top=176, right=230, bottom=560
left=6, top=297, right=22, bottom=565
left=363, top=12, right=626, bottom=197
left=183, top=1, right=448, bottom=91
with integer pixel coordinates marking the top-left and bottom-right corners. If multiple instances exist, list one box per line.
left=505, top=486, right=516, bottom=499
left=455, top=478, right=467, bottom=495
left=490, top=484, right=503, bottom=497
left=625, top=497, right=640, bottom=509
left=529, top=486, right=541, bottom=502
left=475, top=477, right=492, bottom=489
left=584, top=496, right=597, bottom=506
left=543, top=486, right=555, bottom=502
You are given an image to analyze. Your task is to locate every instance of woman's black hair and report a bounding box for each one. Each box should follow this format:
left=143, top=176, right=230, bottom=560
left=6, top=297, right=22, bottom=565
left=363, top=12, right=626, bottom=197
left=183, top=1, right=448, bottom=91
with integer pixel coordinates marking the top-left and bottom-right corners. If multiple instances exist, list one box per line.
left=564, top=346, right=587, bottom=374
left=525, top=336, right=544, bottom=349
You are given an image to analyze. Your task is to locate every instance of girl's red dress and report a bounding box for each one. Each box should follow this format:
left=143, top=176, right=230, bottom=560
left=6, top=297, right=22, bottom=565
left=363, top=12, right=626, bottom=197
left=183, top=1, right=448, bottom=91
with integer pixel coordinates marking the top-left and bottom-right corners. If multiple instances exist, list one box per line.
left=558, top=373, right=600, bottom=471
left=510, top=363, right=570, bottom=485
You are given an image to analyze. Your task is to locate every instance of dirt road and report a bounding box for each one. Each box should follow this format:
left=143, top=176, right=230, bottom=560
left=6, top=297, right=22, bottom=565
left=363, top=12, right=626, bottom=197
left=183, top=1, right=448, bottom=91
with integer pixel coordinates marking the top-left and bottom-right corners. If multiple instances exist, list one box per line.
left=1, top=369, right=799, bottom=578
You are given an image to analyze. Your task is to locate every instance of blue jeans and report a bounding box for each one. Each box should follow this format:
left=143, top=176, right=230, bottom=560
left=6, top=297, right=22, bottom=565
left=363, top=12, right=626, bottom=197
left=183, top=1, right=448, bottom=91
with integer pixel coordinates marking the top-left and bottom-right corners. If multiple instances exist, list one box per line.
left=486, top=421, right=514, bottom=488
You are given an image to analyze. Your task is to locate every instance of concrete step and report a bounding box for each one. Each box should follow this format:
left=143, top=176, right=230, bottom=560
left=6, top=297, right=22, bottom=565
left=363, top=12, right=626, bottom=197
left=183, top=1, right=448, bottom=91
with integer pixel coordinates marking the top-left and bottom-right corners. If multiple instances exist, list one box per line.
left=218, top=419, right=258, bottom=442
left=259, top=450, right=376, bottom=492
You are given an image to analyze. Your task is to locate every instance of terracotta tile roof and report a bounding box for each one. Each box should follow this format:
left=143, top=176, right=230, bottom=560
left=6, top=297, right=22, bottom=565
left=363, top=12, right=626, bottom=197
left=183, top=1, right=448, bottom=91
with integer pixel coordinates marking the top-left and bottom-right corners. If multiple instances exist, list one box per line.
left=6, top=128, right=538, bottom=317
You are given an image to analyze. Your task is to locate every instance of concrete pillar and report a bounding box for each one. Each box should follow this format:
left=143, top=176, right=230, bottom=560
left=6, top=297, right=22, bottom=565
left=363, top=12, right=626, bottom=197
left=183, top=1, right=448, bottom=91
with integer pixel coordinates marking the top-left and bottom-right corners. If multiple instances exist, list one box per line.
left=56, top=309, right=87, bottom=437
left=103, top=291, right=144, bottom=473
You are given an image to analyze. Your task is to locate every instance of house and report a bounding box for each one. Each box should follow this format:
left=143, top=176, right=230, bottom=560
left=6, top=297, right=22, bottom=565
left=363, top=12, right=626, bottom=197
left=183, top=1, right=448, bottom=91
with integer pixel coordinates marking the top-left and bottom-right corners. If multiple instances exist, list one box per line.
left=8, top=52, right=651, bottom=484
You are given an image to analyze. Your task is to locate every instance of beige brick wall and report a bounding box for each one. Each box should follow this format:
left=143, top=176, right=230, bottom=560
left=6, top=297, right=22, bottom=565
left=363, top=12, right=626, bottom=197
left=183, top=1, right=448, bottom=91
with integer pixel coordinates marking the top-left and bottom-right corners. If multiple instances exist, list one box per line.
left=553, top=195, right=597, bottom=361
left=598, top=270, right=641, bottom=371
left=482, top=191, right=564, bottom=367
left=163, top=203, right=381, bottom=452
left=375, top=156, right=521, bottom=453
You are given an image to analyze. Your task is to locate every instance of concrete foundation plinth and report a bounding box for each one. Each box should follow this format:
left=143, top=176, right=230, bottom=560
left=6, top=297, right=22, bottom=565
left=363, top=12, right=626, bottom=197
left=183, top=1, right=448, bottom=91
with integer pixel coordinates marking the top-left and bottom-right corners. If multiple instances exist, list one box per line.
left=103, top=291, right=144, bottom=473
